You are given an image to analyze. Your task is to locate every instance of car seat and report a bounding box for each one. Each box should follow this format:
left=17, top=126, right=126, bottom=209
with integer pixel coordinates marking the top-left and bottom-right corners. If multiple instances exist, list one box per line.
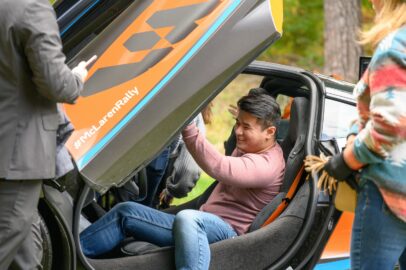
left=249, top=96, right=309, bottom=231
left=88, top=97, right=311, bottom=270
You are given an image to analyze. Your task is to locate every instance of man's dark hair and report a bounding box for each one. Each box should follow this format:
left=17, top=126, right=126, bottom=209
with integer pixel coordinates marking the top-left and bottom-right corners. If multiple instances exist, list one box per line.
left=237, top=88, right=281, bottom=130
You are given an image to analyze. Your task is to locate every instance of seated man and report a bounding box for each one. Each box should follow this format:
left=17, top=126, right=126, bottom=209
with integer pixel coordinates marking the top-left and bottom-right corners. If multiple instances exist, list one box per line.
left=80, top=91, right=285, bottom=270
left=108, top=112, right=206, bottom=209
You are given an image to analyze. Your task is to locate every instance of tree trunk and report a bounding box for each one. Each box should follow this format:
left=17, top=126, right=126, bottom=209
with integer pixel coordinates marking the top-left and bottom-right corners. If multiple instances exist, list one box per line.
left=323, top=0, right=362, bottom=83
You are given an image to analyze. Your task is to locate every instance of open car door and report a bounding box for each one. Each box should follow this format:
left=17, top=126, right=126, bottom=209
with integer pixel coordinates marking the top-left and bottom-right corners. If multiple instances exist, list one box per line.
left=59, top=0, right=284, bottom=194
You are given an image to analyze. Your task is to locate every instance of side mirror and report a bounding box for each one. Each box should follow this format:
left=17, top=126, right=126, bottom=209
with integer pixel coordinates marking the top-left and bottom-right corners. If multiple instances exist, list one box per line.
left=358, top=56, right=372, bottom=80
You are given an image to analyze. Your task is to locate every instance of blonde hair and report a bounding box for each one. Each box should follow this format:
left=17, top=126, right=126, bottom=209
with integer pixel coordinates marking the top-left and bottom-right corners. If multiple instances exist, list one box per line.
left=360, top=0, right=406, bottom=47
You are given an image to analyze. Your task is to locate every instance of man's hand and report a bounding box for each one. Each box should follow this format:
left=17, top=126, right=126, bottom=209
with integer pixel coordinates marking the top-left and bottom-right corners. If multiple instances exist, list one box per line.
left=324, top=152, right=353, bottom=181
left=228, top=104, right=238, bottom=118
left=72, top=55, right=97, bottom=83
left=159, top=189, right=173, bottom=209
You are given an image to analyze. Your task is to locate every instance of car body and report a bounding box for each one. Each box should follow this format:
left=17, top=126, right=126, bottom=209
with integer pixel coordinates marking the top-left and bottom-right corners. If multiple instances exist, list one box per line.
left=313, top=74, right=357, bottom=270
left=36, top=1, right=358, bottom=269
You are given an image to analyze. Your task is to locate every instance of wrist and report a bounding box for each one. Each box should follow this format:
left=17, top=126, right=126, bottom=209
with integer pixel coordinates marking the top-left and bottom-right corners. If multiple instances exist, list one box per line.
left=343, top=144, right=363, bottom=170
left=324, top=152, right=353, bottom=181
left=182, top=122, right=197, bottom=137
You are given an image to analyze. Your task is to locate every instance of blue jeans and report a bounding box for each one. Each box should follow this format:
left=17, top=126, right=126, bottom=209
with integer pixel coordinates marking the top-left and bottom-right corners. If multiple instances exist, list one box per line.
left=80, top=202, right=237, bottom=270
left=351, top=181, right=406, bottom=270
left=141, top=147, right=170, bottom=207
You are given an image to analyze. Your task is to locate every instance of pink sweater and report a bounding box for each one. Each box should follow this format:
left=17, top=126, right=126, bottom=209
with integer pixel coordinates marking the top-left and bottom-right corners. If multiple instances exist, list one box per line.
left=182, top=124, right=285, bottom=235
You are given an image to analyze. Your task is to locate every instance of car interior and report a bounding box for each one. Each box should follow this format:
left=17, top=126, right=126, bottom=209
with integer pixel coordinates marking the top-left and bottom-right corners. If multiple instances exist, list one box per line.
left=79, top=73, right=318, bottom=270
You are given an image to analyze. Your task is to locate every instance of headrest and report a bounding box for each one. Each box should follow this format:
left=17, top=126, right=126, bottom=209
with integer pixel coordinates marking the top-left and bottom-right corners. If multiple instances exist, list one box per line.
left=280, top=97, right=309, bottom=161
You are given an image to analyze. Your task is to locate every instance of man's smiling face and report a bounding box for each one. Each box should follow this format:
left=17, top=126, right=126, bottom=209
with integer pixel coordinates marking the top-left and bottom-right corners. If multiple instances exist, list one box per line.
left=234, top=110, right=275, bottom=153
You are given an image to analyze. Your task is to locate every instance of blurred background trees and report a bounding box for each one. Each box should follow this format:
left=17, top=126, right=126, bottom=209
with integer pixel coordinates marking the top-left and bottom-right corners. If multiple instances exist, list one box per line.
left=51, top=0, right=374, bottom=82
left=259, top=0, right=374, bottom=83
left=323, top=0, right=362, bottom=82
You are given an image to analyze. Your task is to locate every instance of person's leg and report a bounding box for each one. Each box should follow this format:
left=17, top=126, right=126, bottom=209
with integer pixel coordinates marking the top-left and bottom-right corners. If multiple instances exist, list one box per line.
left=141, top=148, right=170, bottom=207
left=173, top=210, right=237, bottom=270
left=0, top=179, right=42, bottom=270
left=351, top=181, right=406, bottom=270
left=10, top=212, right=43, bottom=270
left=80, top=201, right=175, bottom=257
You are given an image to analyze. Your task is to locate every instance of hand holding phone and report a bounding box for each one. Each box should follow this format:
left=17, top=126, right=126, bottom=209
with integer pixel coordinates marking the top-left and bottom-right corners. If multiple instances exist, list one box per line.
left=84, top=55, right=98, bottom=68
left=72, top=55, right=98, bottom=82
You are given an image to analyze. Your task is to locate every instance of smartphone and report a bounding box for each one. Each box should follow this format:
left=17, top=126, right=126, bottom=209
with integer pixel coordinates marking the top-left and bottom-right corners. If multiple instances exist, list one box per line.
left=358, top=56, right=371, bottom=80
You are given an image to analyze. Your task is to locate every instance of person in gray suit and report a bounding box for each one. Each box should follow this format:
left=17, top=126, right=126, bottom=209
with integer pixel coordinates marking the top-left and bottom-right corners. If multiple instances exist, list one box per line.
left=0, top=0, right=91, bottom=269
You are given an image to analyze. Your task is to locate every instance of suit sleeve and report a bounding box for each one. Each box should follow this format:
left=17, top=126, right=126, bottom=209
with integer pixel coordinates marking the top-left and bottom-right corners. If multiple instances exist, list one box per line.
left=19, top=0, right=83, bottom=104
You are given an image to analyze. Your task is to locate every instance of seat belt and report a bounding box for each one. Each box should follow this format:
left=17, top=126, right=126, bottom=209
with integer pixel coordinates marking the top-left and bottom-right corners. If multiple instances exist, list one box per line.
left=261, top=165, right=305, bottom=227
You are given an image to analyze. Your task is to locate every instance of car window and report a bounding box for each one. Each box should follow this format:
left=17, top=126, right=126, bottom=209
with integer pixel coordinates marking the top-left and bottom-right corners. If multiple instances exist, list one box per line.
left=322, top=98, right=357, bottom=148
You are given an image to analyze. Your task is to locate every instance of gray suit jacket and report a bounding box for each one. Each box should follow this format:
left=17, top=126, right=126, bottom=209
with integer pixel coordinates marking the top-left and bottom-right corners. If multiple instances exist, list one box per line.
left=0, top=0, right=83, bottom=180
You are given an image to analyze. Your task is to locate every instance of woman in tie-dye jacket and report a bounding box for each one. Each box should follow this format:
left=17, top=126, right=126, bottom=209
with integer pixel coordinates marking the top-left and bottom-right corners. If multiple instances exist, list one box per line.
left=322, top=0, right=406, bottom=269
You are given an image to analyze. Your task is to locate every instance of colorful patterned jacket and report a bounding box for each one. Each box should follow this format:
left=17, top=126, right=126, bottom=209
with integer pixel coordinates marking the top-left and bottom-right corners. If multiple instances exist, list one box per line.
left=352, top=25, right=406, bottom=222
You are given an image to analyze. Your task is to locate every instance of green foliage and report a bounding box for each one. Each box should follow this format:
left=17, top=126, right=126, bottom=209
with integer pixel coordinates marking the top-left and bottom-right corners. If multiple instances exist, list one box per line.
left=259, top=0, right=324, bottom=71
left=361, top=0, right=375, bottom=55
left=259, top=0, right=375, bottom=71
left=51, top=0, right=374, bottom=71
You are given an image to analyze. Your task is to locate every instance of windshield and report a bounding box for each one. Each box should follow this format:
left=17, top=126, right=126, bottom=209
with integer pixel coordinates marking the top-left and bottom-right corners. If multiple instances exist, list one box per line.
left=322, top=98, right=357, bottom=149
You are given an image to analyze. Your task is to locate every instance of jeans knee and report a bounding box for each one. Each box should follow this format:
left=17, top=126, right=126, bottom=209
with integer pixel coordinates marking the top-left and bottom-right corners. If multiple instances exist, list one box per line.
left=174, top=210, right=201, bottom=228
left=176, top=209, right=199, bottom=221
left=114, top=201, right=137, bottom=214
